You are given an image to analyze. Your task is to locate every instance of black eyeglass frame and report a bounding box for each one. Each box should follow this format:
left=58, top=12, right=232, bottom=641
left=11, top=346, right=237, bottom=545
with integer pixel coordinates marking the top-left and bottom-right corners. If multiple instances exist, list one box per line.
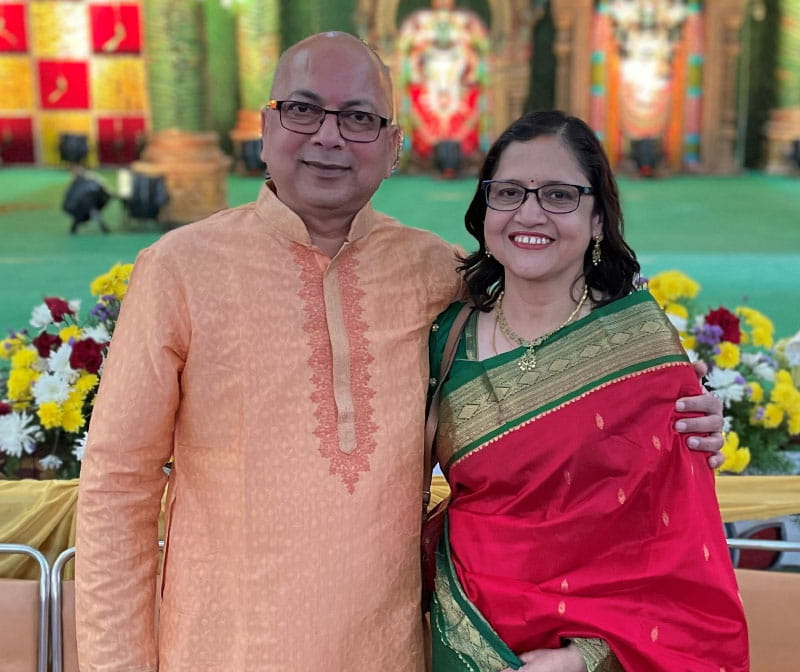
left=482, top=180, right=594, bottom=214
left=267, top=99, right=390, bottom=143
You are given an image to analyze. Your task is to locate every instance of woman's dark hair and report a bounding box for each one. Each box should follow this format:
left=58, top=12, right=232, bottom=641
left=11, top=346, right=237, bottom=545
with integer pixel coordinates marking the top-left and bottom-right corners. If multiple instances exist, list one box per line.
left=460, top=110, right=640, bottom=310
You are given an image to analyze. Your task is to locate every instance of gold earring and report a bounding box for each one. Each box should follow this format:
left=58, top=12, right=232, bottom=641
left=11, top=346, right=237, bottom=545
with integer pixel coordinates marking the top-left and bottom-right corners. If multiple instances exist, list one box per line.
left=592, top=237, right=602, bottom=266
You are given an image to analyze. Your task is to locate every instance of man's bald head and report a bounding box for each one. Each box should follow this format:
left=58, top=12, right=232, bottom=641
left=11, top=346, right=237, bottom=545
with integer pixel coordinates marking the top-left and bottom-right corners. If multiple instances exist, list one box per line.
left=271, top=32, right=395, bottom=119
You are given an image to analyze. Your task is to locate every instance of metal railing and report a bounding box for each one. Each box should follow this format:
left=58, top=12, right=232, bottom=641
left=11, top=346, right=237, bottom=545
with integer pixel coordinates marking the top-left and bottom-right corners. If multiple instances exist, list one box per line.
left=0, top=543, right=50, bottom=672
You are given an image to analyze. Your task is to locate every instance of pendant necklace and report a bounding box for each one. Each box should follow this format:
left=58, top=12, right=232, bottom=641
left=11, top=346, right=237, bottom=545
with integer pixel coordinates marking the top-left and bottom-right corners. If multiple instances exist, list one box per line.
left=495, top=285, right=589, bottom=372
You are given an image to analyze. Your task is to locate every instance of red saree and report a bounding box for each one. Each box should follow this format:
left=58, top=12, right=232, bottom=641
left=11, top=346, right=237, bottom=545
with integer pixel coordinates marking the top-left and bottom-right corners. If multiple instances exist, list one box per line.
left=429, top=291, right=748, bottom=671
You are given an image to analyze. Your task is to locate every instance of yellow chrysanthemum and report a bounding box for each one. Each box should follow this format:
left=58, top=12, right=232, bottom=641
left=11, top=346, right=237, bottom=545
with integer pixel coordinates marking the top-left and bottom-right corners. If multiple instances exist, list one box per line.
left=761, top=403, right=785, bottom=429
left=63, top=389, right=84, bottom=411
left=664, top=302, right=688, bottom=319
left=717, top=431, right=751, bottom=474
left=38, top=401, right=63, bottom=429
left=91, top=262, right=133, bottom=300
left=680, top=335, right=697, bottom=351
left=61, top=406, right=85, bottom=433
left=0, top=335, right=26, bottom=359
left=713, top=342, right=740, bottom=369
left=647, top=270, right=700, bottom=307
left=775, top=370, right=794, bottom=386
left=74, top=373, right=99, bottom=395
left=788, top=412, right=800, bottom=436
left=771, top=382, right=800, bottom=413
left=59, top=325, right=81, bottom=343
left=11, top=347, right=39, bottom=370
left=736, top=307, right=774, bottom=348
left=726, top=446, right=751, bottom=473
left=747, top=381, right=764, bottom=403
left=7, top=368, right=38, bottom=401
left=751, top=327, right=774, bottom=349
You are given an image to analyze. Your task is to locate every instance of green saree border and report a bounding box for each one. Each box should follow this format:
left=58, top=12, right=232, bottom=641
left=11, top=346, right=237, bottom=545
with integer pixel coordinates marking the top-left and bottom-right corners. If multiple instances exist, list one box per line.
left=431, top=519, right=523, bottom=671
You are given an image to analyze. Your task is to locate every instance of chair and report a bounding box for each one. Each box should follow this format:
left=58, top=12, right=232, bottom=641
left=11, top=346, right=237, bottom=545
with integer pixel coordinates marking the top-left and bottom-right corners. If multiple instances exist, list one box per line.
left=0, top=544, right=50, bottom=672
left=728, top=537, right=800, bottom=671
left=121, top=171, right=169, bottom=223
left=735, top=567, right=800, bottom=672
left=62, top=173, right=111, bottom=234
left=52, top=543, right=164, bottom=672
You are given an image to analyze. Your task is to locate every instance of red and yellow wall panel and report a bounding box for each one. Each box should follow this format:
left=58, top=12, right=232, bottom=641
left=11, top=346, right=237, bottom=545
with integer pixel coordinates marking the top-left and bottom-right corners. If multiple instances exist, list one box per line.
left=0, top=1, right=149, bottom=165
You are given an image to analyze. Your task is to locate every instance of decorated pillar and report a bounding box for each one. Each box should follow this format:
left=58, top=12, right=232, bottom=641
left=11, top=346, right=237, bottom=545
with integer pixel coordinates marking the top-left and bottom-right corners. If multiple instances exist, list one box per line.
left=135, top=0, right=231, bottom=225
left=229, top=0, right=280, bottom=172
left=765, top=0, right=800, bottom=173
left=700, top=0, right=747, bottom=173
left=551, top=0, right=594, bottom=120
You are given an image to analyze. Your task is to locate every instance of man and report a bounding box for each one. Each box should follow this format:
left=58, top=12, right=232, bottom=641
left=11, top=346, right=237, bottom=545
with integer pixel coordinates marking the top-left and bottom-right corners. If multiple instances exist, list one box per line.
left=76, top=32, right=724, bottom=672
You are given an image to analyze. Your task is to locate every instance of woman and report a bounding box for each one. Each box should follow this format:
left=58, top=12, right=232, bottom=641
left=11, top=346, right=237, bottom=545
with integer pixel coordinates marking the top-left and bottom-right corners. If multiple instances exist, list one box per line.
left=428, top=111, right=748, bottom=672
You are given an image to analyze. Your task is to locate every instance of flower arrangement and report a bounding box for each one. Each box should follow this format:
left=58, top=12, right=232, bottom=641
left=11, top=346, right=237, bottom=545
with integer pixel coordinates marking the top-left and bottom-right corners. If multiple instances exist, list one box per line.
left=648, top=270, right=800, bottom=474
left=0, top=263, right=133, bottom=479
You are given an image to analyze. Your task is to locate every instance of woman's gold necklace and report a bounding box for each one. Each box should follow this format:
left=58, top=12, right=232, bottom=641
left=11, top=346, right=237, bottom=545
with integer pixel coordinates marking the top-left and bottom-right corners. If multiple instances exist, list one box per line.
left=495, top=285, right=589, bottom=372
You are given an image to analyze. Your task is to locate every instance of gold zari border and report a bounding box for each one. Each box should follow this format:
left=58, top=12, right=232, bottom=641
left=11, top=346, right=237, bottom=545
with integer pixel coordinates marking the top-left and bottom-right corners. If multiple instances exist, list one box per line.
left=438, top=299, right=685, bottom=467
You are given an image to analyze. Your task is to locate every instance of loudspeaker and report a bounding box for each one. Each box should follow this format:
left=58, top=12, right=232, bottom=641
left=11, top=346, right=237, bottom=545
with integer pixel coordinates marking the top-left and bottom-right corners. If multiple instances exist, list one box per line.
left=630, top=137, right=661, bottom=177
left=434, top=140, right=461, bottom=178
left=59, top=134, right=89, bottom=164
left=124, top=173, right=169, bottom=220
left=241, top=139, right=266, bottom=172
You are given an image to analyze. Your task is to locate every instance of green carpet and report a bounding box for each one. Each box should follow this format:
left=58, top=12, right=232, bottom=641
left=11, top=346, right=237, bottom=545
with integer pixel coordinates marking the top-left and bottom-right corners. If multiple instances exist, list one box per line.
left=1, top=168, right=799, bottom=339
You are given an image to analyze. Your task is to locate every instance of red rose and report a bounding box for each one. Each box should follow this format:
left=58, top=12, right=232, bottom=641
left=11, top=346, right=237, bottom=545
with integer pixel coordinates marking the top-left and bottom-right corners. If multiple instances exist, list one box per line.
left=44, top=297, right=74, bottom=323
left=32, top=331, right=61, bottom=358
left=705, top=307, right=741, bottom=344
left=0, top=401, right=13, bottom=415
left=70, top=338, right=105, bottom=374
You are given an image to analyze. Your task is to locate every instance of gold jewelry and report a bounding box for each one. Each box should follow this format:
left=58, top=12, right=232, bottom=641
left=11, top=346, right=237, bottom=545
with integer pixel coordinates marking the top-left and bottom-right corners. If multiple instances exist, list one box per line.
left=496, top=285, right=589, bottom=372
left=592, top=237, right=602, bottom=266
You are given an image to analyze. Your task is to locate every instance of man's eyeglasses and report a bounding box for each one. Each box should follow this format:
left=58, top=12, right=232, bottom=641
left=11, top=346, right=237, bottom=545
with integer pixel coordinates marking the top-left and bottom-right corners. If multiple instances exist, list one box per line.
left=482, top=180, right=594, bottom=214
left=267, top=100, right=389, bottom=143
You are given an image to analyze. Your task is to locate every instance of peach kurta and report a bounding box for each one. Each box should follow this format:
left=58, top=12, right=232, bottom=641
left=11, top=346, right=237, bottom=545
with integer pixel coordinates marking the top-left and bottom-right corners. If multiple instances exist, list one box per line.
left=75, top=185, right=462, bottom=671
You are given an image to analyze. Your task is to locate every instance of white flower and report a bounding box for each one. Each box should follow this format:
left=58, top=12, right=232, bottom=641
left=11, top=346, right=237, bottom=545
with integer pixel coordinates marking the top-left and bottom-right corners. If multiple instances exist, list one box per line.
left=784, top=330, right=800, bottom=366
left=665, top=312, right=687, bottom=333
left=48, top=343, right=76, bottom=377
left=0, top=412, right=42, bottom=458
left=72, top=433, right=88, bottom=461
left=38, top=454, right=63, bottom=471
left=68, top=299, right=81, bottom=315
left=705, top=368, right=746, bottom=407
left=81, top=324, right=110, bottom=343
left=684, top=348, right=699, bottom=363
left=30, top=304, right=53, bottom=329
left=31, top=372, right=71, bottom=404
left=722, top=416, right=733, bottom=433
left=740, top=352, right=776, bottom=381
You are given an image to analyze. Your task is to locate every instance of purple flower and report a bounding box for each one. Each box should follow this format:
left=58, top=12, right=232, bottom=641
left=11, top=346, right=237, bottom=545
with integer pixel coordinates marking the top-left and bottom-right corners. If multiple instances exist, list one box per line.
left=693, top=323, right=724, bottom=347
left=754, top=407, right=765, bottom=421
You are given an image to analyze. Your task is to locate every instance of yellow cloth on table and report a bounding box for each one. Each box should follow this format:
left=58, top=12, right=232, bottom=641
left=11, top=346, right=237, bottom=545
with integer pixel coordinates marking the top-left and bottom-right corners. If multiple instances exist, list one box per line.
left=716, top=475, right=800, bottom=522
left=0, top=478, right=79, bottom=579
left=0, top=478, right=168, bottom=579
left=1, top=474, right=797, bottom=581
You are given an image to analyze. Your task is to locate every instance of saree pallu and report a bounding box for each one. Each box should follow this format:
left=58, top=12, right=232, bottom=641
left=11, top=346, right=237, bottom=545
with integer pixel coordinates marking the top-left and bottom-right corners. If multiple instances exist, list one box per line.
left=429, top=291, right=749, bottom=672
